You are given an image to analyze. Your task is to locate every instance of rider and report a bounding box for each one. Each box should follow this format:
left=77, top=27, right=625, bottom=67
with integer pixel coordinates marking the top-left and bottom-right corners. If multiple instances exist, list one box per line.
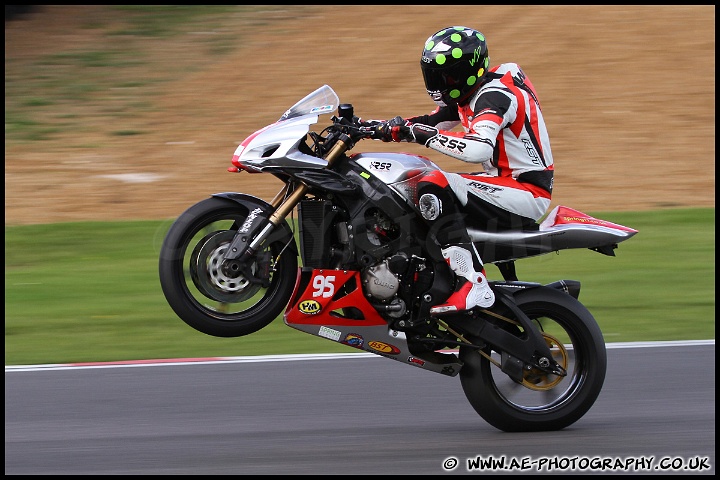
left=369, top=26, right=555, bottom=316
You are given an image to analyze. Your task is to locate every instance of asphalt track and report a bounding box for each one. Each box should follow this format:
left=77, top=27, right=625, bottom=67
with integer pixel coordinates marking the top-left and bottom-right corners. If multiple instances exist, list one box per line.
left=5, top=341, right=715, bottom=475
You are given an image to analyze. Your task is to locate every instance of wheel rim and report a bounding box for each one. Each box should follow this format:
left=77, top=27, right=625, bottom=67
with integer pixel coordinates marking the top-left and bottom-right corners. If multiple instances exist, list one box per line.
left=519, top=332, right=568, bottom=390
left=486, top=311, right=586, bottom=412
left=180, top=215, right=284, bottom=318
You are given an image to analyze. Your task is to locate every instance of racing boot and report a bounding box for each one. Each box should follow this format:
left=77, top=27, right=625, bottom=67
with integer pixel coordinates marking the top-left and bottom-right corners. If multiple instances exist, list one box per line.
left=430, top=243, right=495, bottom=315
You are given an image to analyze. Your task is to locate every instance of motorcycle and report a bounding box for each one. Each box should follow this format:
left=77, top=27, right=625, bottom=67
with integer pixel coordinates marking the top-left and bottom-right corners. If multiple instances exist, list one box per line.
left=158, top=85, right=638, bottom=432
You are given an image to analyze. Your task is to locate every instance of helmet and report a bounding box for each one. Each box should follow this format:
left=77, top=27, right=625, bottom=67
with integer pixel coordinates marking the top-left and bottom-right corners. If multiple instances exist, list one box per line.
left=420, top=26, right=490, bottom=107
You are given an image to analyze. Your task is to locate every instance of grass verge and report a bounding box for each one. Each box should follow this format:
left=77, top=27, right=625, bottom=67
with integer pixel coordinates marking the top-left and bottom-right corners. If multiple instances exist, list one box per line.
left=4, top=208, right=715, bottom=365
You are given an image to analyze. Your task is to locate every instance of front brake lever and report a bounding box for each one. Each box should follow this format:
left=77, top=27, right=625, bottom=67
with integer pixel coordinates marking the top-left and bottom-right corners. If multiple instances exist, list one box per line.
left=359, top=125, right=382, bottom=140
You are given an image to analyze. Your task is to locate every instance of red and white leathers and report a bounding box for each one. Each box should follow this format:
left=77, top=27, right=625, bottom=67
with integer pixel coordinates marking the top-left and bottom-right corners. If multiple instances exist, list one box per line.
left=407, top=62, right=554, bottom=223
left=405, top=63, right=555, bottom=314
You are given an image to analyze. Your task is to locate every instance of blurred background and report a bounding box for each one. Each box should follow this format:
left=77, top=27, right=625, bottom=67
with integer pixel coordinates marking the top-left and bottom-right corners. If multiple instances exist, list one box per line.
left=5, top=5, right=715, bottom=226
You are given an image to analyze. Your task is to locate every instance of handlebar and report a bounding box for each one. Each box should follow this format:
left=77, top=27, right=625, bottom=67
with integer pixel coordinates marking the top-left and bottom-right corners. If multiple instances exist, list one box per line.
left=308, top=103, right=385, bottom=158
left=330, top=113, right=383, bottom=141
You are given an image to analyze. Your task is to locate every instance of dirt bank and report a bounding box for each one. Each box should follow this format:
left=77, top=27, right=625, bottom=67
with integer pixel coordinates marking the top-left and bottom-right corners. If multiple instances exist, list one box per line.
left=4, top=6, right=715, bottom=225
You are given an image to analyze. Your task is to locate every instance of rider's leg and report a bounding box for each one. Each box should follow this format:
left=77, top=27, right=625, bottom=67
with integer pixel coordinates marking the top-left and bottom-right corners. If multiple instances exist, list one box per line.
left=430, top=242, right=495, bottom=315
left=416, top=170, right=548, bottom=314
left=415, top=172, right=495, bottom=315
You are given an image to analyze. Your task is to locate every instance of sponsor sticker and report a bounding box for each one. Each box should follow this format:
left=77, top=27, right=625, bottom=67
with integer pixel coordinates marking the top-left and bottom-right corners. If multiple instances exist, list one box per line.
left=239, top=207, right=263, bottom=233
left=408, top=356, right=425, bottom=366
left=310, top=104, right=335, bottom=114
left=318, top=326, right=341, bottom=342
left=367, top=340, right=401, bottom=355
left=342, top=333, right=364, bottom=348
left=298, top=299, right=321, bottom=314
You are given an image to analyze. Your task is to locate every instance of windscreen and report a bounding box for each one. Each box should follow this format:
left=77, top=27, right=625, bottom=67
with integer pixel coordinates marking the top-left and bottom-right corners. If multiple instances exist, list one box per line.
left=278, top=85, right=340, bottom=122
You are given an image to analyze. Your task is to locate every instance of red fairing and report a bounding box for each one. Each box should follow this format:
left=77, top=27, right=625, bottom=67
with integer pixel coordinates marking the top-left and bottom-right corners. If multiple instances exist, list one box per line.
left=285, top=269, right=387, bottom=326
left=551, top=206, right=638, bottom=233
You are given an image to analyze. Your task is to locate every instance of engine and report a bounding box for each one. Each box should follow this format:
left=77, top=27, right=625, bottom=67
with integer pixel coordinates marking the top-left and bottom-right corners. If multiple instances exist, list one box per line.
left=361, top=252, right=414, bottom=319
left=363, top=259, right=400, bottom=300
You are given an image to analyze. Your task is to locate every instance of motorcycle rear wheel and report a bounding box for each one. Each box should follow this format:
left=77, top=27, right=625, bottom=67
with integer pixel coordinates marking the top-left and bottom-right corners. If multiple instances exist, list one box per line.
left=459, top=287, right=607, bottom=432
left=159, top=197, right=298, bottom=337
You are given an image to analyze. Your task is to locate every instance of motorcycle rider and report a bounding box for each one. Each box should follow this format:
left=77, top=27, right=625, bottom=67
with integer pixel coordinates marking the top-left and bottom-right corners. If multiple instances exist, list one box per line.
left=370, top=26, right=554, bottom=315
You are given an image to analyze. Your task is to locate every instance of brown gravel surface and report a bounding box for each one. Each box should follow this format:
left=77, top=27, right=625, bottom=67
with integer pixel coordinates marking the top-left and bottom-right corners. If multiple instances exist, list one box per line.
left=4, top=6, right=715, bottom=226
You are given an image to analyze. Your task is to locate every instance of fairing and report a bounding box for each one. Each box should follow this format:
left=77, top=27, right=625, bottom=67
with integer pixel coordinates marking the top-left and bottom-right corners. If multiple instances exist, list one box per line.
left=231, top=85, right=340, bottom=171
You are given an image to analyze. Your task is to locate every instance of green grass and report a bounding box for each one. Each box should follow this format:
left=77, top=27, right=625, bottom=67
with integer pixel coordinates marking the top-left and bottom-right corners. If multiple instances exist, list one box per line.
left=4, top=208, right=715, bottom=366
left=503, top=209, right=715, bottom=343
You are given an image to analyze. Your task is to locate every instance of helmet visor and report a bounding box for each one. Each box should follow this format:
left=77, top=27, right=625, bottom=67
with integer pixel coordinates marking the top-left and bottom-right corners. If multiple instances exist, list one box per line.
left=422, top=65, right=464, bottom=106
left=421, top=66, right=459, bottom=95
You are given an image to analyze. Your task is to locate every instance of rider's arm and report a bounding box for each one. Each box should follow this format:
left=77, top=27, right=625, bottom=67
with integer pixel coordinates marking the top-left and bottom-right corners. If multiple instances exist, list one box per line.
left=406, top=105, right=461, bottom=131
left=412, top=90, right=516, bottom=165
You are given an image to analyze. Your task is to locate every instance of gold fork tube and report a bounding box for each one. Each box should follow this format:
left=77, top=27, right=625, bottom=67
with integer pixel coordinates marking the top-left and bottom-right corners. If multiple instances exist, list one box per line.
left=268, top=184, right=308, bottom=225
left=270, top=183, right=290, bottom=208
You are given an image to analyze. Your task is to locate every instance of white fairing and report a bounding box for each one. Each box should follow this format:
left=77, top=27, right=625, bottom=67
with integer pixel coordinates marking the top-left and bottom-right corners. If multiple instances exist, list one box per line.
left=234, top=115, right=328, bottom=170
left=233, top=85, right=340, bottom=171
left=232, top=84, right=443, bottom=197
left=354, top=152, right=441, bottom=203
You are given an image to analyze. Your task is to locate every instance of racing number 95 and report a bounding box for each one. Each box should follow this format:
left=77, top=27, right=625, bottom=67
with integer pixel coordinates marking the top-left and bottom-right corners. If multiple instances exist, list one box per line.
left=312, top=275, right=335, bottom=298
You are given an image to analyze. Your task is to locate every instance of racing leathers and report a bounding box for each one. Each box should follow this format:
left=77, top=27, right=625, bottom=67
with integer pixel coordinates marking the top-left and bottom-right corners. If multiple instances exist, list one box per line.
left=383, top=63, right=555, bottom=314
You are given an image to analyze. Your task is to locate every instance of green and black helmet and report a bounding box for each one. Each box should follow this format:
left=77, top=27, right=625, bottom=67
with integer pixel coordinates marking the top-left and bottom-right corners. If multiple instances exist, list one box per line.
left=420, top=26, right=490, bottom=107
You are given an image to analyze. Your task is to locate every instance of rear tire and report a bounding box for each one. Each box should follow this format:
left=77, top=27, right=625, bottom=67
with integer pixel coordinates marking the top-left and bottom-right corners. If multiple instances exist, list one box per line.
left=459, top=287, right=606, bottom=432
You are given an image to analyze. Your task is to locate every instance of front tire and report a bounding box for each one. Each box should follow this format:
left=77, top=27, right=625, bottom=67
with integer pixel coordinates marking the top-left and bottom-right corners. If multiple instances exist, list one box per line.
left=159, top=196, right=298, bottom=337
left=459, top=287, right=607, bottom=432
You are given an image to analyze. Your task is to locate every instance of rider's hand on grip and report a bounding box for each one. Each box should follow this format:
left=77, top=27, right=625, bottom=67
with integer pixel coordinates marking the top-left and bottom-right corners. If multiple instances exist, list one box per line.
left=376, top=117, right=440, bottom=146
left=377, top=115, right=411, bottom=142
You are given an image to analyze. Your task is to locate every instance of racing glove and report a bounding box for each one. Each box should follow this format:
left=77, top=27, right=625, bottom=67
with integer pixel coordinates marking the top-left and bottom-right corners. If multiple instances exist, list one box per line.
left=376, top=116, right=440, bottom=146
left=376, top=116, right=411, bottom=142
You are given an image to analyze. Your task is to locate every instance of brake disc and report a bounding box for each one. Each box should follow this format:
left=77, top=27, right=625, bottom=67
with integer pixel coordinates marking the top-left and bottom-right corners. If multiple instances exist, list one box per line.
left=190, top=230, right=262, bottom=303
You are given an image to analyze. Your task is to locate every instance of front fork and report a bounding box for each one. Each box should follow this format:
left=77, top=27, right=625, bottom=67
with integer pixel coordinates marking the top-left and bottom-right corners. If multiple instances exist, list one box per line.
left=221, top=136, right=352, bottom=281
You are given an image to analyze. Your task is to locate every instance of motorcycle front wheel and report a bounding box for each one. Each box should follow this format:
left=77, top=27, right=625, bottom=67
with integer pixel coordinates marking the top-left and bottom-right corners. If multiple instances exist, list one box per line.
left=459, top=286, right=607, bottom=432
left=159, top=196, right=298, bottom=337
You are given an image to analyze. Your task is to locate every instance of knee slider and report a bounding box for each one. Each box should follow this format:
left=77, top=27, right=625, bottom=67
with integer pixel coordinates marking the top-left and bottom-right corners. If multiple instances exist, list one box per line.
left=419, top=193, right=442, bottom=221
